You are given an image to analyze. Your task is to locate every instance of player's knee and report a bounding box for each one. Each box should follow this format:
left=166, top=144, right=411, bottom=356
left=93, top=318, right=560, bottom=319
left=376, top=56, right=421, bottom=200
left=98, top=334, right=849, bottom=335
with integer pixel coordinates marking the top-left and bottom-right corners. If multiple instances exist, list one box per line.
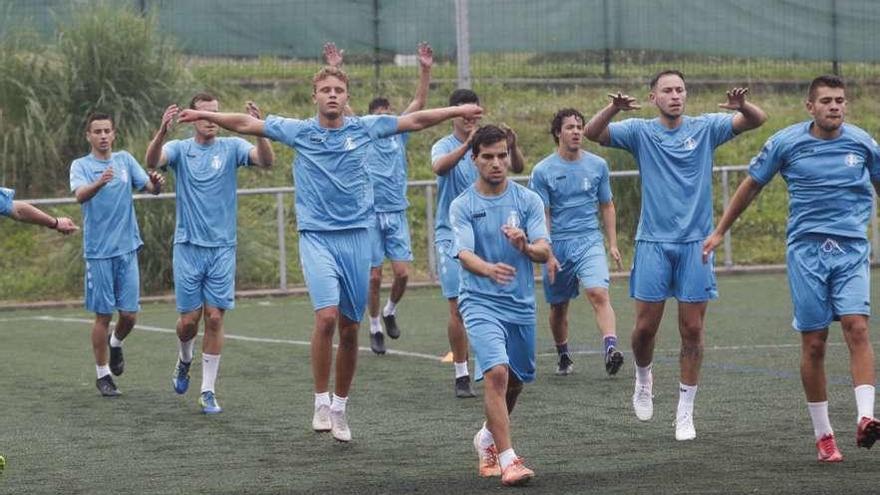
left=314, top=308, right=338, bottom=334
left=117, top=312, right=137, bottom=328
left=679, top=321, right=704, bottom=342
left=392, top=264, right=409, bottom=281
left=585, top=288, right=609, bottom=307
left=483, top=365, right=508, bottom=391
left=843, top=320, right=870, bottom=346
left=803, top=338, right=827, bottom=361
left=369, top=268, right=382, bottom=287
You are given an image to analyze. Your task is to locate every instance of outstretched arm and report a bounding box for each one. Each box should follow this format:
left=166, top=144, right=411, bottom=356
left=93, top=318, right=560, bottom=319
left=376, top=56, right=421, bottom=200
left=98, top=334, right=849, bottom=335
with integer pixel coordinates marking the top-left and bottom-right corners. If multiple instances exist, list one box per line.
left=432, top=126, right=477, bottom=176
left=402, top=42, right=433, bottom=115
left=245, top=101, right=274, bottom=167
left=584, top=93, right=641, bottom=145
left=702, top=176, right=764, bottom=262
left=458, top=250, right=518, bottom=285
left=75, top=167, right=114, bottom=204
left=178, top=109, right=267, bottom=138
left=720, top=88, right=767, bottom=134
left=10, top=202, right=78, bottom=234
left=501, top=225, right=551, bottom=263
left=396, top=103, right=482, bottom=134
left=145, top=104, right=178, bottom=169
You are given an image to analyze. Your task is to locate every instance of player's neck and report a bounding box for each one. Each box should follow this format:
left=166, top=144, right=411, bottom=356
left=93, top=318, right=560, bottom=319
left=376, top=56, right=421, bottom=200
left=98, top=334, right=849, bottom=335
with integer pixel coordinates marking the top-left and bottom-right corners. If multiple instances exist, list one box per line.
left=194, top=133, right=215, bottom=146
left=657, top=113, right=683, bottom=130
left=809, top=122, right=842, bottom=140
left=318, top=113, right=344, bottom=129
left=90, top=149, right=112, bottom=160
left=557, top=147, right=581, bottom=162
left=476, top=178, right=508, bottom=196
left=453, top=128, right=470, bottom=143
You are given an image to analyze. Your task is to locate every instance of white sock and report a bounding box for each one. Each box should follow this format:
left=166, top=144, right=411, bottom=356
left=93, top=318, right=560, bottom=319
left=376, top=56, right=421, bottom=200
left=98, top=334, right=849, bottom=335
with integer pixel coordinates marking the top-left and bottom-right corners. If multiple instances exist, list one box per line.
left=479, top=423, right=495, bottom=449
left=96, top=364, right=111, bottom=379
left=109, top=331, right=123, bottom=348
left=636, top=363, right=653, bottom=384
left=369, top=317, right=382, bottom=335
left=677, top=383, right=698, bottom=417
left=854, top=384, right=875, bottom=421
left=331, top=394, right=348, bottom=413
left=498, top=448, right=518, bottom=470
left=314, top=391, right=331, bottom=409
left=454, top=361, right=469, bottom=379
left=178, top=338, right=194, bottom=363
left=808, top=401, right=834, bottom=439
left=200, top=353, right=220, bottom=393
left=383, top=299, right=397, bottom=317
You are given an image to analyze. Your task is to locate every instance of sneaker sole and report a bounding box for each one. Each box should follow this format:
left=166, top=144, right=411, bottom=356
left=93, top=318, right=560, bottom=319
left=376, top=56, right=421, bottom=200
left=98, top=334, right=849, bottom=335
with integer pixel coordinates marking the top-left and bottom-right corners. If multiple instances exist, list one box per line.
left=502, top=474, right=534, bottom=486
left=857, top=420, right=880, bottom=448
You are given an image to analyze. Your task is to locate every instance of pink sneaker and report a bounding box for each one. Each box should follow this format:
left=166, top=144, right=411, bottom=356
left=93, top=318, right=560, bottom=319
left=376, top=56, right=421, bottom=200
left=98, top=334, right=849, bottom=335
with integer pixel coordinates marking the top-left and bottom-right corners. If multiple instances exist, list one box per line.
left=856, top=416, right=880, bottom=449
left=501, top=457, right=535, bottom=486
left=816, top=433, right=843, bottom=462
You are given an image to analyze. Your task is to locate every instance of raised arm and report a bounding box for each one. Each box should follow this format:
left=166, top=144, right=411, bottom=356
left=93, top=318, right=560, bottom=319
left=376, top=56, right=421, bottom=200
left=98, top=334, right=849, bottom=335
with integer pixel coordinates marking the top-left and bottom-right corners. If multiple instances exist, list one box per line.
left=75, top=167, right=114, bottom=204
left=432, top=127, right=476, bottom=176
left=599, top=201, right=622, bottom=270
left=145, top=104, right=179, bottom=169
left=245, top=101, right=274, bottom=168
left=401, top=42, right=433, bottom=115
left=177, top=109, right=268, bottom=138
left=142, top=170, right=165, bottom=195
left=10, top=202, right=78, bottom=234
left=584, top=93, right=641, bottom=145
left=501, top=124, right=525, bottom=174
left=397, top=103, right=482, bottom=135
left=701, top=176, right=764, bottom=262
left=719, top=87, right=767, bottom=134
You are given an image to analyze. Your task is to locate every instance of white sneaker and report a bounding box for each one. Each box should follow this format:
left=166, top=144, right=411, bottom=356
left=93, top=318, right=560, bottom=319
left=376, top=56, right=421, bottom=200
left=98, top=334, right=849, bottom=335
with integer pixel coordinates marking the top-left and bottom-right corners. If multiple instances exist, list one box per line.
left=674, top=411, right=696, bottom=441
left=330, top=409, right=352, bottom=442
left=632, top=377, right=654, bottom=421
left=312, top=404, right=331, bottom=432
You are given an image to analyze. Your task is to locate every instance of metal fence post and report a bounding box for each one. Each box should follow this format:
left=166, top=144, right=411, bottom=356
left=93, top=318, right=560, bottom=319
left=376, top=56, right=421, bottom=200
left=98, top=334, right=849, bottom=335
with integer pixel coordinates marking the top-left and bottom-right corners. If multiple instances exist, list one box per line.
left=276, top=192, right=288, bottom=291
left=454, top=0, right=471, bottom=89
left=425, top=184, right=437, bottom=281
left=721, top=167, right=733, bottom=267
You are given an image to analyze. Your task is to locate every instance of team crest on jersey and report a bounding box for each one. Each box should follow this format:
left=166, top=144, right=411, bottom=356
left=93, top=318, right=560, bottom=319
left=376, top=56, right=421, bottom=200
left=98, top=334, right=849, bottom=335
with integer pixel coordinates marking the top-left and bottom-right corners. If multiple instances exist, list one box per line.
left=118, top=167, right=128, bottom=183
left=844, top=152, right=864, bottom=168
left=506, top=210, right=520, bottom=229
left=211, top=155, right=221, bottom=170
left=582, top=177, right=592, bottom=191
left=344, top=136, right=356, bottom=150
left=683, top=137, right=697, bottom=151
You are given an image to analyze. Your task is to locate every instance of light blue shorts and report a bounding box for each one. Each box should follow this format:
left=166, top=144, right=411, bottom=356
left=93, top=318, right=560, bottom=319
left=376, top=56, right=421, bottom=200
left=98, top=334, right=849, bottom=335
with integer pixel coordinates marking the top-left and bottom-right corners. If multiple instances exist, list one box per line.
left=787, top=235, right=871, bottom=332
left=542, top=235, right=609, bottom=304
left=84, top=250, right=140, bottom=315
left=370, top=211, right=414, bottom=267
left=630, top=240, right=717, bottom=303
left=435, top=238, right=461, bottom=299
left=300, top=229, right=371, bottom=322
left=173, top=243, right=236, bottom=313
left=462, top=310, right=536, bottom=384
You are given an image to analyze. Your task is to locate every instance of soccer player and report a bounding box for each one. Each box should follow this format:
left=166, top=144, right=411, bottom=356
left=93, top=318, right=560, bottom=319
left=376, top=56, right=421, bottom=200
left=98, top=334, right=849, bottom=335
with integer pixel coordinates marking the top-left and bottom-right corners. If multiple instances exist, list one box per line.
left=452, top=125, right=550, bottom=486
left=584, top=70, right=767, bottom=440
left=432, top=89, right=525, bottom=397
left=70, top=112, right=164, bottom=397
left=176, top=66, right=482, bottom=442
left=529, top=108, right=623, bottom=376
left=323, top=41, right=435, bottom=354
left=145, top=94, right=274, bottom=414
left=703, top=75, right=880, bottom=462
left=0, top=188, right=77, bottom=233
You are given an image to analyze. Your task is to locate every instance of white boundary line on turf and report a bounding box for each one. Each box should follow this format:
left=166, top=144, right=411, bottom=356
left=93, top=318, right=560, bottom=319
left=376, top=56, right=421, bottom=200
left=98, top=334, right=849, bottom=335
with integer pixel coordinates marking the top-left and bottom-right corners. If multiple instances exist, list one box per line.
left=11, top=316, right=443, bottom=362
left=536, top=341, right=845, bottom=357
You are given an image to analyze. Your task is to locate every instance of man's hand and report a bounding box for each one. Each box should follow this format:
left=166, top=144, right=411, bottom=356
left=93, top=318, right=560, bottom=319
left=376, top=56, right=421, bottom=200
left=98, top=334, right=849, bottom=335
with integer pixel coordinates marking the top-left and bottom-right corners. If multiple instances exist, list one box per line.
left=148, top=170, right=166, bottom=188
left=607, top=92, right=641, bottom=111
left=177, top=109, right=203, bottom=123
left=702, top=232, right=724, bottom=264
left=54, top=217, right=78, bottom=234
left=718, top=87, right=750, bottom=111
left=500, top=123, right=518, bottom=149
left=609, top=246, right=623, bottom=270
left=487, top=262, right=516, bottom=285
left=546, top=255, right=561, bottom=285
left=98, top=167, right=114, bottom=186
left=458, top=103, right=483, bottom=121
left=323, top=42, right=344, bottom=67
left=417, top=41, right=433, bottom=69
left=502, top=225, right=528, bottom=253
left=159, top=104, right=179, bottom=134
left=246, top=101, right=263, bottom=119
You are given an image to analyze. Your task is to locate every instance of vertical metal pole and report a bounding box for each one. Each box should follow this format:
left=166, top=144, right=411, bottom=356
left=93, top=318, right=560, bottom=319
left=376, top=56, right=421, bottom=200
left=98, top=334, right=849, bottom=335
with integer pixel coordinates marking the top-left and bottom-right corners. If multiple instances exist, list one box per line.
left=872, top=194, right=879, bottom=263
left=425, top=185, right=437, bottom=281
left=721, top=168, right=733, bottom=267
left=276, top=192, right=288, bottom=291
left=602, top=0, right=612, bottom=79
left=138, top=0, right=146, bottom=15
left=454, top=0, right=471, bottom=89
left=373, top=0, right=381, bottom=94
left=831, top=0, right=839, bottom=75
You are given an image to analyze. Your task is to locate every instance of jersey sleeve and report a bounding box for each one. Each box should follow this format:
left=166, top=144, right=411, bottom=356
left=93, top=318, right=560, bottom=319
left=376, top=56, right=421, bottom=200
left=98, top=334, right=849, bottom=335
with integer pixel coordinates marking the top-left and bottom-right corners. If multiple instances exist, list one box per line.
left=748, top=133, right=786, bottom=185
left=606, top=119, right=639, bottom=152
left=524, top=190, right=550, bottom=243
left=527, top=166, right=551, bottom=207
left=707, top=112, right=736, bottom=147
left=125, top=152, right=149, bottom=191
left=232, top=137, right=256, bottom=168
left=0, top=187, right=14, bottom=217
left=360, top=115, right=399, bottom=140
left=263, top=115, right=306, bottom=147
left=431, top=138, right=454, bottom=165
left=450, top=196, right=475, bottom=256
left=69, top=160, right=88, bottom=192
left=597, top=160, right=613, bottom=204
left=162, top=140, right=181, bottom=172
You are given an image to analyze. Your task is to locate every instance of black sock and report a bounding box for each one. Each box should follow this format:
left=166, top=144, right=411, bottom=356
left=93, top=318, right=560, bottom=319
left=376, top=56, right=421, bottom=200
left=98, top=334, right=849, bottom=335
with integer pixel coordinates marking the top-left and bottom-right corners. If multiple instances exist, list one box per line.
left=556, top=342, right=569, bottom=356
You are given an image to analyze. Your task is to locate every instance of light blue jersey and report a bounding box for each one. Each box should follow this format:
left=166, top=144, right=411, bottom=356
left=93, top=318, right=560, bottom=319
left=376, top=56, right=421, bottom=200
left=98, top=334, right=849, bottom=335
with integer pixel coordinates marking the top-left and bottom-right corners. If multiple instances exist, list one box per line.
left=163, top=137, right=253, bottom=246
left=749, top=122, right=880, bottom=243
left=451, top=182, right=549, bottom=323
left=607, top=113, right=735, bottom=242
left=0, top=187, right=13, bottom=217
left=529, top=150, right=612, bottom=241
left=366, top=132, right=410, bottom=212
left=70, top=151, right=149, bottom=259
left=431, top=133, right=479, bottom=242
left=263, top=114, right=399, bottom=231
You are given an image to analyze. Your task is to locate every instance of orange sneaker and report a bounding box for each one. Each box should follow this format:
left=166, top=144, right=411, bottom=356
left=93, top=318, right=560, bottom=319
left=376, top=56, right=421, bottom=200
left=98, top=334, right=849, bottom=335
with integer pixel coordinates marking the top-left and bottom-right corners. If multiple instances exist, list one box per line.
left=501, top=457, right=535, bottom=486
left=816, top=433, right=843, bottom=462
left=473, top=430, right=501, bottom=477
left=856, top=416, right=880, bottom=449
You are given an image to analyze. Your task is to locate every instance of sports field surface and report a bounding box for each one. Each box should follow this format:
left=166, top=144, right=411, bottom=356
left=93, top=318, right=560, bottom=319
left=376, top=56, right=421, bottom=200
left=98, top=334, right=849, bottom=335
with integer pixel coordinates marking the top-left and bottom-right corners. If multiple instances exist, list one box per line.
left=0, top=272, right=877, bottom=494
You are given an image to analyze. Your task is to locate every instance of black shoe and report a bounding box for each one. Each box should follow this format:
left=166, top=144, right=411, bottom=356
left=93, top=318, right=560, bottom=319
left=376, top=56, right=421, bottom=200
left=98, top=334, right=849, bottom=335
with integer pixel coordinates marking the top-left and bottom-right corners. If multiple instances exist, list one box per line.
left=555, top=353, right=574, bottom=376
left=383, top=314, right=401, bottom=339
left=108, top=336, right=124, bottom=376
left=455, top=375, right=476, bottom=398
left=370, top=331, right=387, bottom=355
left=605, top=346, right=624, bottom=375
left=96, top=375, right=121, bottom=397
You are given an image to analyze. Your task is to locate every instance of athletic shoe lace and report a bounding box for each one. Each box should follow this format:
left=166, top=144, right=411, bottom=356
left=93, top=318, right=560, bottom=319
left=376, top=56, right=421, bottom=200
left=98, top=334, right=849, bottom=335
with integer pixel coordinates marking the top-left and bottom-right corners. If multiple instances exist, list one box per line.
left=818, top=434, right=837, bottom=455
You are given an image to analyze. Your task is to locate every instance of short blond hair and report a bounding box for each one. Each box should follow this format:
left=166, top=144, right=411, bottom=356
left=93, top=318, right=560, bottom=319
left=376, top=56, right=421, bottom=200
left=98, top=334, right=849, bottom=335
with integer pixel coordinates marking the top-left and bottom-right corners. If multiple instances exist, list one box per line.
left=312, top=66, right=349, bottom=91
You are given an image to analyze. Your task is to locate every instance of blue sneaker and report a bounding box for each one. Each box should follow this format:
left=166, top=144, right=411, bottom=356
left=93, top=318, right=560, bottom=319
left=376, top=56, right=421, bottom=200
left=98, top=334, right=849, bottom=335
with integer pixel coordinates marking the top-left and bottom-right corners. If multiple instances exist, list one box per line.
left=172, top=359, right=191, bottom=395
left=199, top=391, right=222, bottom=414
